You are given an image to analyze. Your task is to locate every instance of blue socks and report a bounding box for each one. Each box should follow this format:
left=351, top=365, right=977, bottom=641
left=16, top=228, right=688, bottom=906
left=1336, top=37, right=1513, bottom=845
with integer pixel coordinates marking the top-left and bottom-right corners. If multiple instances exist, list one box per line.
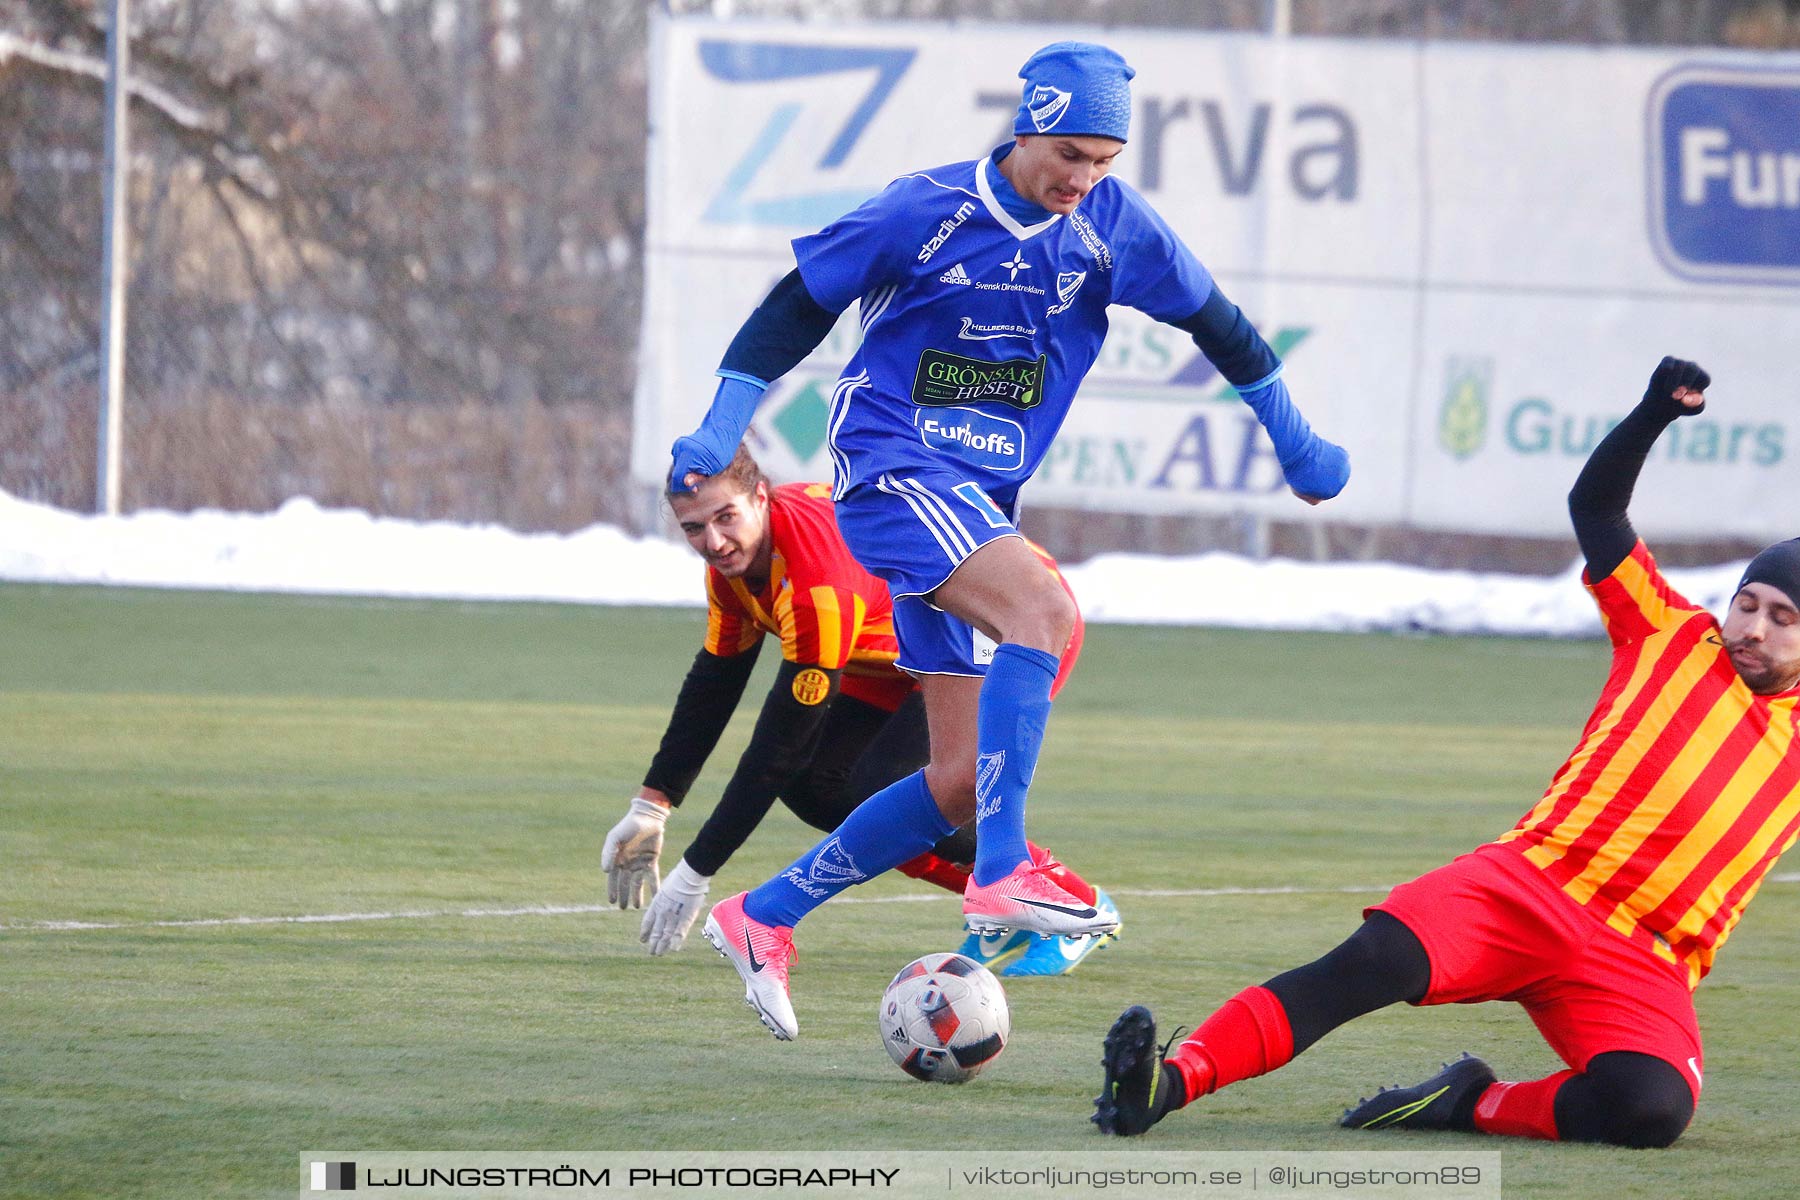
left=741, top=641, right=1063, bottom=921
left=971, top=643, right=1059, bottom=886
left=744, top=769, right=955, bottom=928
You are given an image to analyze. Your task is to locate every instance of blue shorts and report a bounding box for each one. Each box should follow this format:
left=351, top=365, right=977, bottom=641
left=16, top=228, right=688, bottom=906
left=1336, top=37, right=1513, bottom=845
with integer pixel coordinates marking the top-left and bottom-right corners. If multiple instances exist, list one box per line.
left=835, top=470, right=1022, bottom=677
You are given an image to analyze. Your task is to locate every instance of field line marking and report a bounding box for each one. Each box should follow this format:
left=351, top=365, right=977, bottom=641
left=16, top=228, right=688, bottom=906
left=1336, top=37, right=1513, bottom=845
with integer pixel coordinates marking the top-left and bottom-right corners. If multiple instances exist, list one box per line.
left=0, top=887, right=1370, bottom=933
left=2, top=903, right=617, bottom=932
left=7, top=875, right=1797, bottom=934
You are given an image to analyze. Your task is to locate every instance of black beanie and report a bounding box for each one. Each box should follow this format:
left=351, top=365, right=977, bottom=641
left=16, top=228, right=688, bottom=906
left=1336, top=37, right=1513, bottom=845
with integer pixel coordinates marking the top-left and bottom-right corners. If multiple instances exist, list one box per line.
left=1737, top=538, right=1800, bottom=608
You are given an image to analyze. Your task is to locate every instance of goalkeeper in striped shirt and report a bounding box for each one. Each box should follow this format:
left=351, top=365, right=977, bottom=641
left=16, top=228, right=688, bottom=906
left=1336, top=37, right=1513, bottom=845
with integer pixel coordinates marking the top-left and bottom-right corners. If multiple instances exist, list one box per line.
left=601, top=446, right=1116, bottom=979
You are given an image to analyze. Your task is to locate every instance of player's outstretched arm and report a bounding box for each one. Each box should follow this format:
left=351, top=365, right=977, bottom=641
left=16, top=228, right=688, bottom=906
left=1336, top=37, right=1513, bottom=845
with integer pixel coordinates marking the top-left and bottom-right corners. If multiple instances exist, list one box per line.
left=1567, top=356, right=1709, bottom=580
left=1169, top=286, right=1349, bottom=504
left=639, top=645, right=761, bottom=805
left=669, top=270, right=842, bottom=491
left=609, top=645, right=760, bottom=912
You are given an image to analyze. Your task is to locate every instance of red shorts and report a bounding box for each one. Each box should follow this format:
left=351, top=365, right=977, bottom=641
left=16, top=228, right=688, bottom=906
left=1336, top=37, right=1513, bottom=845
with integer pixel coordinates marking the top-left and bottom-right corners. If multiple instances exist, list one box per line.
left=1369, top=844, right=1704, bottom=1100
left=839, top=670, right=916, bottom=714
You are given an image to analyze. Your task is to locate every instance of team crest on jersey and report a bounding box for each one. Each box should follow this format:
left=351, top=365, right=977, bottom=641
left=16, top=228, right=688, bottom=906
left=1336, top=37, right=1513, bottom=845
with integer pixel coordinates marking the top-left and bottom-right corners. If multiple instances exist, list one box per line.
left=791, top=667, right=831, bottom=705
left=1046, top=270, right=1087, bottom=316
left=1027, top=85, right=1071, bottom=133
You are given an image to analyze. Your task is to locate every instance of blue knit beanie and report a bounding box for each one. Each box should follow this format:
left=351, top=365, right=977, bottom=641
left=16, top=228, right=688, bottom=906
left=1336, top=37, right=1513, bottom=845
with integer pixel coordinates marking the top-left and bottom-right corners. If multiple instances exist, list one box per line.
left=1012, top=42, right=1135, bottom=143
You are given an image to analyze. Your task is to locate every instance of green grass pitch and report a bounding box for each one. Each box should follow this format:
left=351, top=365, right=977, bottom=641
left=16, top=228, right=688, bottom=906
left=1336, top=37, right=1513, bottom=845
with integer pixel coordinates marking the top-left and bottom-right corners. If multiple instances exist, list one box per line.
left=4, top=582, right=1798, bottom=1197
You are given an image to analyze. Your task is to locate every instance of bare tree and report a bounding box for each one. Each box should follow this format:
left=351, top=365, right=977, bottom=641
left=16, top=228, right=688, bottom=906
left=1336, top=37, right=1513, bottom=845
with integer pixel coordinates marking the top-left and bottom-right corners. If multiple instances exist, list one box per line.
left=1, top=0, right=1787, bottom=551
left=2, top=0, right=647, bottom=524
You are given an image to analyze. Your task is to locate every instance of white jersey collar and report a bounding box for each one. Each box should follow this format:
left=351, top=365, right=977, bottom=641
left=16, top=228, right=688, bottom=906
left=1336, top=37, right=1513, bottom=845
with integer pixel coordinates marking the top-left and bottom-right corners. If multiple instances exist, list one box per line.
left=978, top=156, right=1062, bottom=242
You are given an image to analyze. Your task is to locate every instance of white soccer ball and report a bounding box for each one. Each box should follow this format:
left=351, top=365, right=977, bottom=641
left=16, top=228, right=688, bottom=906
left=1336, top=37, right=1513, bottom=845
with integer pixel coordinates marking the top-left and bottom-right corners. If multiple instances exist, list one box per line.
left=878, top=952, right=1010, bottom=1083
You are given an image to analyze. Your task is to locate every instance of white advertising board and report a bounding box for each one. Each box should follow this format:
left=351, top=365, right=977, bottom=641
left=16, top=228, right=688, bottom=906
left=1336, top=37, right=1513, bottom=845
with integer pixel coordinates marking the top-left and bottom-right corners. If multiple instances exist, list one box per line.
left=635, top=16, right=1800, bottom=539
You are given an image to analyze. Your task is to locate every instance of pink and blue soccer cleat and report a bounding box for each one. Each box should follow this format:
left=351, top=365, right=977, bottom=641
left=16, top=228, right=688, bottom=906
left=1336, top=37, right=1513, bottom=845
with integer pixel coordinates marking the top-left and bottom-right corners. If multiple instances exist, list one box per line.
left=1003, top=890, right=1121, bottom=976
left=955, top=925, right=1034, bottom=968
left=963, top=858, right=1120, bottom=938
left=701, top=891, right=799, bottom=1040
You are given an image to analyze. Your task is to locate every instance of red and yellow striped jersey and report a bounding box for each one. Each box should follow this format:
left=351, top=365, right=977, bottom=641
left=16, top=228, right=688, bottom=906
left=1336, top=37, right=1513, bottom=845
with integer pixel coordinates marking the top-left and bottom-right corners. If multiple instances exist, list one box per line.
left=704, top=483, right=903, bottom=698
left=1493, top=541, right=1800, bottom=987
left=701, top=482, right=1083, bottom=709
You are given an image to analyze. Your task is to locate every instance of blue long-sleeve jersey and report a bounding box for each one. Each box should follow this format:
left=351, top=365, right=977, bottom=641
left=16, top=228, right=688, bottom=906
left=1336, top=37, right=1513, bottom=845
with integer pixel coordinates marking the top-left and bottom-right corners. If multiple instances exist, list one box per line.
left=792, top=146, right=1213, bottom=507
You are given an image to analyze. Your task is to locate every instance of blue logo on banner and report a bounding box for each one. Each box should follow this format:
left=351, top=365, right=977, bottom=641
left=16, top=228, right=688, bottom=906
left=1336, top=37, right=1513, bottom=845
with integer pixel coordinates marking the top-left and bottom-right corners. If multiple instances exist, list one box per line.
left=699, top=40, right=916, bottom=227
left=1650, top=65, right=1800, bottom=284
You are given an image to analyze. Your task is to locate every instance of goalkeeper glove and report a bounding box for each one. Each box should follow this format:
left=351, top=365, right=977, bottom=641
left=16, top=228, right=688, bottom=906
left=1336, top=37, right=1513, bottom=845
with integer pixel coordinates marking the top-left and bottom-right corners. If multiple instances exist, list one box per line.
left=601, top=797, right=668, bottom=909
left=639, top=859, right=711, bottom=956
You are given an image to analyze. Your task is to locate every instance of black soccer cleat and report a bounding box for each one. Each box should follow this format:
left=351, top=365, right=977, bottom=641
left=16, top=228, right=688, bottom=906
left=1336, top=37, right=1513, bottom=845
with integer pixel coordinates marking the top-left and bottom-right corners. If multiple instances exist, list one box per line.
left=1340, top=1053, right=1497, bottom=1132
left=1092, top=1005, right=1187, bottom=1136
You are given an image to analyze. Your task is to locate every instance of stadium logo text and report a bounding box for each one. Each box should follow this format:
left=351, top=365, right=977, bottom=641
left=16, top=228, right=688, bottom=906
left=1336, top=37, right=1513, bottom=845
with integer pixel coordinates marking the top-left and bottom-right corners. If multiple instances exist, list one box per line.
left=1649, top=65, right=1800, bottom=284
left=918, top=202, right=977, bottom=263
left=915, top=408, right=1025, bottom=470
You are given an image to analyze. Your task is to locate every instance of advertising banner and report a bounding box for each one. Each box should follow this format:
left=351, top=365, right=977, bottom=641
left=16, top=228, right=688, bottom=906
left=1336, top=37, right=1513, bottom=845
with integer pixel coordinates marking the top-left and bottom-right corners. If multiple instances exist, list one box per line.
left=635, top=16, right=1800, bottom=539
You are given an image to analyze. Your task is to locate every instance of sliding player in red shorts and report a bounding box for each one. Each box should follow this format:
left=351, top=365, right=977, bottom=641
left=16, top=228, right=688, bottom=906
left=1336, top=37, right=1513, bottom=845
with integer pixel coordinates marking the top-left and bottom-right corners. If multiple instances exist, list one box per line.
left=602, top=446, right=1118, bottom=986
left=1095, top=358, right=1800, bottom=1148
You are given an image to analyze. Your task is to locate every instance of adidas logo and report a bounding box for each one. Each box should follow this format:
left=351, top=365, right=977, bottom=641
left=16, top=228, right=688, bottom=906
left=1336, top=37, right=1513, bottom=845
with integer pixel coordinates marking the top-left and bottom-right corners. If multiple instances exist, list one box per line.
left=939, top=262, right=972, bottom=286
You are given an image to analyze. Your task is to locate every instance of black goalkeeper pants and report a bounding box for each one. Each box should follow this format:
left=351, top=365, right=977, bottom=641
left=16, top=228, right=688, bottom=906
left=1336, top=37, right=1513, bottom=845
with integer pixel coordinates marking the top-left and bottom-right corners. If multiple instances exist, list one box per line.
left=777, top=691, right=978, bottom=865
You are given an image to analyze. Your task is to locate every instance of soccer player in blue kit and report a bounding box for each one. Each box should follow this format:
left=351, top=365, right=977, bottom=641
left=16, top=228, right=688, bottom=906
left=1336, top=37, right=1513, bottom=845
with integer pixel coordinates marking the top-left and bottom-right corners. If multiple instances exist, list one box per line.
left=669, top=42, right=1350, bottom=1039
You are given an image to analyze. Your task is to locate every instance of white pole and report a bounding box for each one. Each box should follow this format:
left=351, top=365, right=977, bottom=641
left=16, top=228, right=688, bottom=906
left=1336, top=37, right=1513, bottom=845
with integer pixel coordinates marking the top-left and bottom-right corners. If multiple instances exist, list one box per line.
left=96, top=0, right=130, bottom=515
